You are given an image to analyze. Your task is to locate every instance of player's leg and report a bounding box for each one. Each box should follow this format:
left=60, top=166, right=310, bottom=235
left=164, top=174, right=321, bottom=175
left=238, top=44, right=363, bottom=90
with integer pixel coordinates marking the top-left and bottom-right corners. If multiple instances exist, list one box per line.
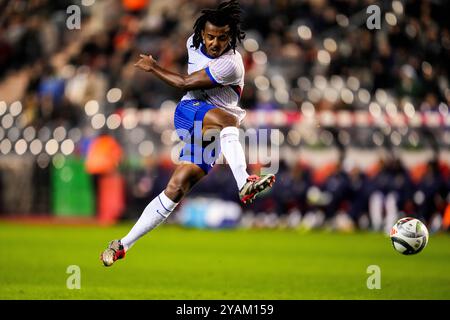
left=101, top=163, right=205, bottom=266
left=203, top=108, right=248, bottom=188
left=120, top=162, right=205, bottom=249
left=121, top=163, right=205, bottom=249
left=101, top=100, right=216, bottom=266
left=203, top=108, right=275, bottom=203
left=163, top=162, right=206, bottom=202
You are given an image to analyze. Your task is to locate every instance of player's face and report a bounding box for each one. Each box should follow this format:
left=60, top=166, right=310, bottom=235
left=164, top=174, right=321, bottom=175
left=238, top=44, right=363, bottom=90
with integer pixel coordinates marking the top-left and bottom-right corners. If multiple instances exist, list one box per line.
left=202, top=22, right=231, bottom=58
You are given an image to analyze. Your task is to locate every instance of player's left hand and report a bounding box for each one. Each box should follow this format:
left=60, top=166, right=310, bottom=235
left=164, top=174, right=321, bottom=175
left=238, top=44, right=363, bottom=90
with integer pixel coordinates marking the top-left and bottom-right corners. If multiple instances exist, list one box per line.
left=134, top=54, right=156, bottom=72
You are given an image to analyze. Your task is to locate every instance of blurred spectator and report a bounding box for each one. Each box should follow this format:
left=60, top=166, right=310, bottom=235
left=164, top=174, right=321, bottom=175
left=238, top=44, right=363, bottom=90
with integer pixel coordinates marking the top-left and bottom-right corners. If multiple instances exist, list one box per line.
left=369, top=157, right=414, bottom=233
left=414, top=159, right=447, bottom=225
left=346, top=163, right=370, bottom=226
left=320, top=160, right=351, bottom=222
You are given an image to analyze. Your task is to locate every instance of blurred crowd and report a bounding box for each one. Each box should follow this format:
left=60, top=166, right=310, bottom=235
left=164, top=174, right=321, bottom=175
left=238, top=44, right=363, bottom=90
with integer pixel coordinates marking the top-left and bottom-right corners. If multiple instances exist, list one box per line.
left=134, top=153, right=449, bottom=232
left=0, top=0, right=449, bottom=231
left=1, top=0, right=449, bottom=113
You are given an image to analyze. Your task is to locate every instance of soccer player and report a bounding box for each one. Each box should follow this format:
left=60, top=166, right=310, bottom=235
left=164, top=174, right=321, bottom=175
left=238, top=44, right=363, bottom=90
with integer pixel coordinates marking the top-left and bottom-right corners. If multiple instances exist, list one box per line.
left=101, top=0, right=275, bottom=266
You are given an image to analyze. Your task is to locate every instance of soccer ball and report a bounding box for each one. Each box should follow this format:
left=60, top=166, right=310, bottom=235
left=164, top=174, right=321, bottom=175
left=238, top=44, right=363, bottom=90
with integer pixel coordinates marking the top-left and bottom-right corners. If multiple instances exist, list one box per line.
left=390, top=217, right=429, bottom=255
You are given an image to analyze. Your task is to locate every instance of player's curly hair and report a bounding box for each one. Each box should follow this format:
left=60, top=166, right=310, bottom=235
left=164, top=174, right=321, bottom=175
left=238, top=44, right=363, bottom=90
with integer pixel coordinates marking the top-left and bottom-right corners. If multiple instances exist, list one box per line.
left=191, top=0, right=245, bottom=53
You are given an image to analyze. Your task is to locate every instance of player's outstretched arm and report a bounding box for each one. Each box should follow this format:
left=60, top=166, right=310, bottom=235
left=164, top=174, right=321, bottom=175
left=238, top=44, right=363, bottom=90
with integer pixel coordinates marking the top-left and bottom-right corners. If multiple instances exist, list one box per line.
left=134, top=54, right=217, bottom=91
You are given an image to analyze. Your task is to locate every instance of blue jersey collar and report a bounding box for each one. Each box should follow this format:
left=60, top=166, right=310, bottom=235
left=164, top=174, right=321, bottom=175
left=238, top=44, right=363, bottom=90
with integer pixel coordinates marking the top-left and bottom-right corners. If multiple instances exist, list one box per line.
left=200, top=44, right=232, bottom=59
left=200, top=45, right=216, bottom=59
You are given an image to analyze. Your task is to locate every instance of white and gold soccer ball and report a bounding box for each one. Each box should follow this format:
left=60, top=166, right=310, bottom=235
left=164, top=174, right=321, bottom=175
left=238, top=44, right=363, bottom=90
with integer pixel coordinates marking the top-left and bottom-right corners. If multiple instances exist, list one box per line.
left=390, top=217, right=429, bottom=255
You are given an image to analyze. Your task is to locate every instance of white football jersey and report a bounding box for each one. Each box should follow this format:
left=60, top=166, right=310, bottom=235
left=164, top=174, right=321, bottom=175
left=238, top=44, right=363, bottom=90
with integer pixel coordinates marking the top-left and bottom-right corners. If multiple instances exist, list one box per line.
left=181, top=34, right=246, bottom=122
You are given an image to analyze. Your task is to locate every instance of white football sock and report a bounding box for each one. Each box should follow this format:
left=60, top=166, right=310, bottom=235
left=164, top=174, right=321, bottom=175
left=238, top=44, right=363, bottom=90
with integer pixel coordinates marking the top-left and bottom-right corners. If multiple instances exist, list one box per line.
left=220, top=126, right=250, bottom=190
left=120, top=191, right=178, bottom=251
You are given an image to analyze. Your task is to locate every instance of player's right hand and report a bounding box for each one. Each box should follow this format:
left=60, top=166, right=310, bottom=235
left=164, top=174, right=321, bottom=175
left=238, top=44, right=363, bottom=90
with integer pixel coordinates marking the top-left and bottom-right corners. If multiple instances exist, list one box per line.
left=134, top=54, right=156, bottom=72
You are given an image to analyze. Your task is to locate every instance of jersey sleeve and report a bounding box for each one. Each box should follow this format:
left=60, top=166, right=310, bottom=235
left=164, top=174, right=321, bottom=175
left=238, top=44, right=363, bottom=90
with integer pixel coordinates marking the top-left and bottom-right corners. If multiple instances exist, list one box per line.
left=205, top=57, right=243, bottom=86
left=186, top=34, right=194, bottom=49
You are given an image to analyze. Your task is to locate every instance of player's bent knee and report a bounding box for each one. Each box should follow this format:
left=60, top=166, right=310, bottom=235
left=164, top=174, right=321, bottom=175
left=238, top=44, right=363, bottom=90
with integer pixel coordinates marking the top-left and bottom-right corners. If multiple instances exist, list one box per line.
left=204, top=108, right=239, bottom=129
left=220, top=113, right=239, bottom=128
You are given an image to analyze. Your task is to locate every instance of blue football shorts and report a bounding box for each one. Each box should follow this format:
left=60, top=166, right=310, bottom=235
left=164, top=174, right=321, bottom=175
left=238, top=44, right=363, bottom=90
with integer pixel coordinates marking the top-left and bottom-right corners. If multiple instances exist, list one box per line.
left=173, top=99, right=221, bottom=174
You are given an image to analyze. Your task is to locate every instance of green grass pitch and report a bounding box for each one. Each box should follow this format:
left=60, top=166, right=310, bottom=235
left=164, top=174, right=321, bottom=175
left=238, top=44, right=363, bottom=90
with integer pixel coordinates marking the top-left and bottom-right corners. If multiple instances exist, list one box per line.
left=1, top=222, right=449, bottom=299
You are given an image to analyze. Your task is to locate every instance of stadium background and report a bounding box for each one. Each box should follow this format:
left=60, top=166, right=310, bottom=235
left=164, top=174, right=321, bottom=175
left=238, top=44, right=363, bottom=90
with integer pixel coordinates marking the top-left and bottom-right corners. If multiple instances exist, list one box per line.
left=0, top=0, right=449, bottom=300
